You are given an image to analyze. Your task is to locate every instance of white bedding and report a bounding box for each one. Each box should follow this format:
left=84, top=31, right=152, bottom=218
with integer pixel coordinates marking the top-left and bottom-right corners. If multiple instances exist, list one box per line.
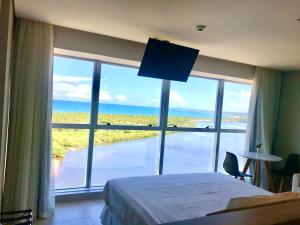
left=101, top=173, right=271, bottom=225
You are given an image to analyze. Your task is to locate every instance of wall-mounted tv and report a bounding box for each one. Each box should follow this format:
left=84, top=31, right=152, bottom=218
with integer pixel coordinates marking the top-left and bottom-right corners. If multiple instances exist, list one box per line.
left=138, top=38, right=199, bottom=82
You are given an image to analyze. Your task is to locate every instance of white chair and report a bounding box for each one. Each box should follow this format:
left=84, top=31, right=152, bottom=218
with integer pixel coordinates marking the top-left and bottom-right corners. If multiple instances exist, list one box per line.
left=292, top=173, right=300, bottom=192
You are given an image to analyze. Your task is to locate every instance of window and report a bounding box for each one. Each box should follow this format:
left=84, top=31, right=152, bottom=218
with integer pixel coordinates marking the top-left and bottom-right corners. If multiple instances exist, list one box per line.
left=217, top=81, right=252, bottom=174
left=91, top=130, right=160, bottom=186
left=53, top=129, right=89, bottom=189
left=52, top=55, right=252, bottom=190
left=163, top=132, right=215, bottom=174
left=52, top=56, right=94, bottom=124
left=52, top=56, right=94, bottom=190
left=168, top=77, right=218, bottom=128
left=222, top=82, right=251, bottom=129
left=98, top=64, right=162, bottom=126
left=217, top=133, right=247, bottom=173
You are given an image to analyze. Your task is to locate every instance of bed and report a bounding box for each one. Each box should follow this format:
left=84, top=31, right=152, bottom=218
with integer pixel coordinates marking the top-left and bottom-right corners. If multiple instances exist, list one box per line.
left=101, top=173, right=271, bottom=225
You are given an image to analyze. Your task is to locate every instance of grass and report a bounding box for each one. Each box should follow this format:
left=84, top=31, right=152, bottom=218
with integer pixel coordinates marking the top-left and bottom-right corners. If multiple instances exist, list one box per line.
left=52, top=112, right=198, bottom=126
left=52, top=112, right=246, bottom=158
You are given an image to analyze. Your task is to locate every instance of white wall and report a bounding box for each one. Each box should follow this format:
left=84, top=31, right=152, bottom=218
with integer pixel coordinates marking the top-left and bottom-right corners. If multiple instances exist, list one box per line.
left=0, top=0, right=13, bottom=206
left=54, top=26, right=254, bottom=82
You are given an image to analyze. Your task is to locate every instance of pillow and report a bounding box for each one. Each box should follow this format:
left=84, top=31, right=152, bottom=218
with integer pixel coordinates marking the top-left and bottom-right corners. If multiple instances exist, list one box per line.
left=207, top=192, right=300, bottom=216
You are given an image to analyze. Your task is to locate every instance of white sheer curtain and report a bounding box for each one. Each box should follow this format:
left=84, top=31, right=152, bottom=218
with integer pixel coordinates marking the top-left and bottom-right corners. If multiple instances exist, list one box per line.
left=3, top=18, right=54, bottom=219
left=246, top=67, right=282, bottom=188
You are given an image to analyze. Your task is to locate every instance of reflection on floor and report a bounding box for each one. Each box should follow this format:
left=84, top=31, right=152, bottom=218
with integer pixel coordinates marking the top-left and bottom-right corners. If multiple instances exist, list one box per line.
left=34, top=199, right=104, bottom=225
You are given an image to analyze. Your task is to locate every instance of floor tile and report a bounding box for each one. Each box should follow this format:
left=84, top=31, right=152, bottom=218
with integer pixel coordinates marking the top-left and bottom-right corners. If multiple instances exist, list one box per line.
left=34, top=200, right=104, bottom=225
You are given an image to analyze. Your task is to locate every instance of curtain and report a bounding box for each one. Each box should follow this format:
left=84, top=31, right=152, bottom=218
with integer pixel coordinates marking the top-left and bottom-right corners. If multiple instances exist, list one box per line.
left=246, top=67, right=282, bottom=188
left=3, top=18, right=54, bottom=219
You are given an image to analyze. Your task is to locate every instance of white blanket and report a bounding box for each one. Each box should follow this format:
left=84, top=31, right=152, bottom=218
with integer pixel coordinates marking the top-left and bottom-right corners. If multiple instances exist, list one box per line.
left=102, top=173, right=271, bottom=225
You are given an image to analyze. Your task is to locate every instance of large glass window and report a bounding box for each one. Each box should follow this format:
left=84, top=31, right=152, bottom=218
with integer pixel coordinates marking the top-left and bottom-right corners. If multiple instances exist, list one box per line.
left=52, top=55, right=252, bottom=190
left=163, top=132, right=215, bottom=174
left=53, top=129, right=89, bottom=189
left=91, top=130, right=160, bottom=186
left=98, top=64, right=162, bottom=126
left=217, top=81, right=251, bottom=174
left=217, top=133, right=247, bottom=173
left=52, top=56, right=94, bottom=124
left=222, top=82, right=251, bottom=129
left=168, top=77, right=218, bottom=128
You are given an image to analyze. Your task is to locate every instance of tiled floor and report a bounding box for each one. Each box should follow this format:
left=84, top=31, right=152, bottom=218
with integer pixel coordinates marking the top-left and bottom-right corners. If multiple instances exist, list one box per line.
left=34, top=199, right=105, bottom=225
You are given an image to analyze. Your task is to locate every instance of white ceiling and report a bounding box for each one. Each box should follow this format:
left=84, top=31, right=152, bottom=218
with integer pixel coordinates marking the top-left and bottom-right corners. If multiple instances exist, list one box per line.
left=14, top=0, right=300, bottom=71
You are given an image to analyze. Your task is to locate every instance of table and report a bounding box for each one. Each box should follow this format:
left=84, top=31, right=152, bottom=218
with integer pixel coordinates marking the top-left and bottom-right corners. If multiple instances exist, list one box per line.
left=238, top=152, right=282, bottom=192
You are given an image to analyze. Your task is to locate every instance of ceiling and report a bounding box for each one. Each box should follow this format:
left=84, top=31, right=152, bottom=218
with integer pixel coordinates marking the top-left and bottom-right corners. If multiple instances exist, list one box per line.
left=14, top=0, right=300, bottom=71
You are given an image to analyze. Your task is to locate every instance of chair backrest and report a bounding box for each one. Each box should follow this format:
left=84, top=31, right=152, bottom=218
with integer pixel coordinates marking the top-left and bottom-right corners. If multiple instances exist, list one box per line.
left=292, top=173, right=300, bottom=192
left=223, top=152, right=240, bottom=177
left=284, top=153, right=299, bottom=176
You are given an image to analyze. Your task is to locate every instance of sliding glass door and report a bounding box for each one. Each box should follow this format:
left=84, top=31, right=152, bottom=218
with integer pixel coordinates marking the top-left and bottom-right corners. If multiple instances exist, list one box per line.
left=52, top=55, right=252, bottom=190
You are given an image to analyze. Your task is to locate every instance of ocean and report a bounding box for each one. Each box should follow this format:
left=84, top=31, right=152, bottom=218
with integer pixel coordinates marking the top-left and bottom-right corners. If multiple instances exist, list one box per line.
left=52, top=99, right=244, bottom=118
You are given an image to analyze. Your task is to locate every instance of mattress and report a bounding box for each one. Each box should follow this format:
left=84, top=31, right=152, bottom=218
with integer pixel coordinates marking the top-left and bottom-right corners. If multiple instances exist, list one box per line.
left=101, top=173, right=271, bottom=225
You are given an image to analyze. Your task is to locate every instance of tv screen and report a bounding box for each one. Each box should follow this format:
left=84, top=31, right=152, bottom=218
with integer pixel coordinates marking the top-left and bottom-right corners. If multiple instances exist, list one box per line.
left=138, top=38, right=199, bottom=82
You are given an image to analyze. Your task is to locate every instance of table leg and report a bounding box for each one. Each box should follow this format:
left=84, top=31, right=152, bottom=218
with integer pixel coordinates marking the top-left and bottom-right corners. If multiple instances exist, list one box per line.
left=256, top=161, right=261, bottom=187
left=241, top=159, right=252, bottom=181
left=243, top=159, right=252, bottom=173
left=265, top=161, right=275, bottom=192
left=253, top=160, right=260, bottom=186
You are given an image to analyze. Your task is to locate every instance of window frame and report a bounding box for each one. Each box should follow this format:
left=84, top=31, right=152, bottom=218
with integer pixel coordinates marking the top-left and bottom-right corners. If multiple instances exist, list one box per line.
left=52, top=54, right=251, bottom=191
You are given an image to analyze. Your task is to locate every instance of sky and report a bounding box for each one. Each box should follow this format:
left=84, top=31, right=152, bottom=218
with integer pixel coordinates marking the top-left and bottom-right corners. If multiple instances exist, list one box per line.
left=53, top=56, right=252, bottom=112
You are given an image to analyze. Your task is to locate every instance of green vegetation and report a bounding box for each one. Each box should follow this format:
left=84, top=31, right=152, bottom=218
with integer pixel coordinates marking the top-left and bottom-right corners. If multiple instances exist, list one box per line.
left=52, top=113, right=195, bottom=158
left=52, top=112, right=195, bottom=126
left=52, top=112, right=246, bottom=158
left=52, top=129, right=161, bottom=158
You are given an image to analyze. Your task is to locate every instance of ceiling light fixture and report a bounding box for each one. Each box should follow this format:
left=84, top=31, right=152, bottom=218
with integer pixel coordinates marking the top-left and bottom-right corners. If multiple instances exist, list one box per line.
left=196, top=25, right=206, bottom=32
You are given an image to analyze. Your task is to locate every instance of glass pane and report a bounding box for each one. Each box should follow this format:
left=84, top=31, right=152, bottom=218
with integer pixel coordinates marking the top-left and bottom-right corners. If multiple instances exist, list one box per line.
left=168, top=76, right=218, bottom=128
left=222, top=82, right=252, bottom=129
left=52, top=128, right=89, bottom=189
left=98, top=64, right=162, bottom=126
left=217, top=133, right=247, bottom=173
left=52, top=56, right=94, bottom=124
left=163, top=132, right=215, bottom=174
left=91, top=130, right=160, bottom=186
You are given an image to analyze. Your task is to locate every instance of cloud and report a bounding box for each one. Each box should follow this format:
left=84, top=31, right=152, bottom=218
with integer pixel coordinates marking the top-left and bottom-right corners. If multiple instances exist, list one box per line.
left=99, top=91, right=112, bottom=101
left=153, top=98, right=160, bottom=105
left=223, top=90, right=251, bottom=112
left=53, top=81, right=92, bottom=101
left=65, top=84, right=91, bottom=100
left=116, top=94, right=127, bottom=102
left=226, top=90, right=251, bottom=99
left=223, top=100, right=250, bottom=112
left=169, top=90, right=186, bottom=107
left=53, top=74, right=92, bottom=83
left=52, top=74, right=93, bottom=101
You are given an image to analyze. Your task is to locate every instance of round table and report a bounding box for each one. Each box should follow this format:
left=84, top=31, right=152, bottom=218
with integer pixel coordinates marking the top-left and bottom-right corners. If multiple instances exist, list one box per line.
left=238, top=152, right=282, bottom=192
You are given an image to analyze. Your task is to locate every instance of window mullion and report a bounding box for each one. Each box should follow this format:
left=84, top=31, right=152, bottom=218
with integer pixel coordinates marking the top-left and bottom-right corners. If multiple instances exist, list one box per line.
left=158, top=80, right=171, bottom=175
left=213, top=79, right=224, bottom=172
left=86, top=61, right=101, bottom=187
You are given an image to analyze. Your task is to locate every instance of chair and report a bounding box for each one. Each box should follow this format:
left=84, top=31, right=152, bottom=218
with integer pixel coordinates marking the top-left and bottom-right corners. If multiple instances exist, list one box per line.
left=0, top=209, right=32, bottom=225
left=272, top=153, right=299, bottom=192
left=292, top=173, right=300, bottom=192
left=223, top=151, right=251, bottom=181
